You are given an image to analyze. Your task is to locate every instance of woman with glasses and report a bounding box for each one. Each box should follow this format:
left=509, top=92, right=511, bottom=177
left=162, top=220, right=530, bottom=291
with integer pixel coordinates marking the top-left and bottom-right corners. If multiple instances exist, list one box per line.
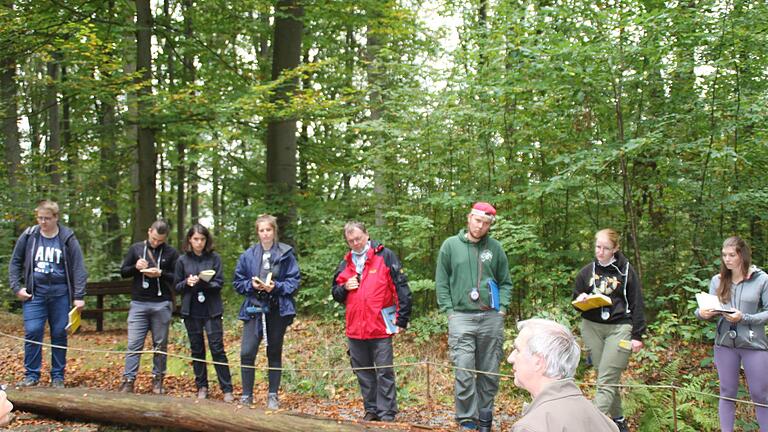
left=696, top=236, right=768, bottom=431
left=233, top=214, right=300, bottom=409
left=572, top=228, right=646, bottom=432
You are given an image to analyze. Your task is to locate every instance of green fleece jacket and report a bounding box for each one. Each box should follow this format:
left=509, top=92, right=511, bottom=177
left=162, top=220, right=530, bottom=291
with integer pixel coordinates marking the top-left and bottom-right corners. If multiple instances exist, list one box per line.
left=435, top=228, right=513, bottom=314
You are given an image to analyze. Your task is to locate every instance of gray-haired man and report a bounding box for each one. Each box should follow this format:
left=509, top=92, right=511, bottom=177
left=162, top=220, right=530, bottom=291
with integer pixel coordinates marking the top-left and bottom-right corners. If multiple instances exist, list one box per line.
left=508, top=318, right=618, bottom=432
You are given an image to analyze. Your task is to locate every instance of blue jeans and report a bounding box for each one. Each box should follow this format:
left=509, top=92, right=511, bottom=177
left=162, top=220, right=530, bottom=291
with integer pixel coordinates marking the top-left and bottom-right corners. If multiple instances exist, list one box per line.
left=123, top=300, right=172, bottom=379
left=23, top=293, right=70, bottom=380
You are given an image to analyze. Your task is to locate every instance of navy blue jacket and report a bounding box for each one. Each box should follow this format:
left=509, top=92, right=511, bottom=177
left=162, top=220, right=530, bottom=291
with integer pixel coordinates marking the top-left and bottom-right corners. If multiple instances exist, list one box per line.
left=174, top=251, right=225, bottom=318
left=8, top=224, right=88, bottom=307
left=233, top=242, right=300, bottom=320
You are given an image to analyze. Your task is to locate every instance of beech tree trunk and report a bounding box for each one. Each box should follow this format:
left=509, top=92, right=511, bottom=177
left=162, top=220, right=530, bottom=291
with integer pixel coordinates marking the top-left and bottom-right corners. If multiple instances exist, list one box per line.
left=6, top=387, right=397, bottom=432
left=265, top=0, right=303, bottom=243
left=135, top=0, right=158, bottom=237
left=46, top=56, right=61, bottom=189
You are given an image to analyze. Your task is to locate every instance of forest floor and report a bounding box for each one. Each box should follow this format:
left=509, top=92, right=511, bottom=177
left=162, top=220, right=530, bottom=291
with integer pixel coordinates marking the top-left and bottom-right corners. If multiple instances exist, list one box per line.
left=0, top=309, right=716, bottom=431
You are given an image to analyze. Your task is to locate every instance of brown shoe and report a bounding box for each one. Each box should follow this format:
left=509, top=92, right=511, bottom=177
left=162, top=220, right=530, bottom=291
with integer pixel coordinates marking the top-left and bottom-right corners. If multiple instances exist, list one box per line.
left=118, top=378, right=134, bottom=393
left=197, top=387, right=208, bottom=400
left=151, top=375, right=164, bottom=395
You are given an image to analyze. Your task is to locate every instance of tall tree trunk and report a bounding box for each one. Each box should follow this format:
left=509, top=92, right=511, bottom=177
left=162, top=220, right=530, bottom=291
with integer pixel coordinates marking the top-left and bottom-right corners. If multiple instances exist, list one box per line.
left=46, top=56, right=62, bottom=189
left=366, top=4, right=386, bottom=227
left=265, top=0, right=303, bottom=243
left=62, top=63, right=78, bottom=228
left=1, top=4, right=21, bottom=234
left=135, top=0, right=157, bottom=236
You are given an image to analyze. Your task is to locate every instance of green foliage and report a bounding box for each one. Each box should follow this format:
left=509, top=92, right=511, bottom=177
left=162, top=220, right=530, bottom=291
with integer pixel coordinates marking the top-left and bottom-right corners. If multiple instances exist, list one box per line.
left=624, top=359, right=721, bottom=432
left=408, top=309, right=448, bottom=345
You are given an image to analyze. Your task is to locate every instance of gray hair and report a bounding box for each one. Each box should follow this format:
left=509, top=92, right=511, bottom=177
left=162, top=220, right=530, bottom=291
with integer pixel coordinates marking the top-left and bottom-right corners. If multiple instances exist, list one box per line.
left=343, top=221, right=367, bottom=236
left=517, top=318, right=581, bottom=379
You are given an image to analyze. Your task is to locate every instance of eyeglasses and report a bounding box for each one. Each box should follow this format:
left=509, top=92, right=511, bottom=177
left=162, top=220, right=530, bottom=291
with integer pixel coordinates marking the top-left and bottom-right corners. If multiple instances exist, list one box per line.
left=36, top=216, right=54, bottom=222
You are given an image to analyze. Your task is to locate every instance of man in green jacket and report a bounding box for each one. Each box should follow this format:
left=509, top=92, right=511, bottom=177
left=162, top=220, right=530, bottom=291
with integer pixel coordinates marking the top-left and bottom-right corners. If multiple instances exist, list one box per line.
left=435, top=202, right=513, bottom=430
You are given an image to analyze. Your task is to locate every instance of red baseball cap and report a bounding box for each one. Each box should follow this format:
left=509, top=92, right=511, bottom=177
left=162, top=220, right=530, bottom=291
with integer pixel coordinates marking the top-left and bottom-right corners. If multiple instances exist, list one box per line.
left=470, top=202, right=496, bottom=221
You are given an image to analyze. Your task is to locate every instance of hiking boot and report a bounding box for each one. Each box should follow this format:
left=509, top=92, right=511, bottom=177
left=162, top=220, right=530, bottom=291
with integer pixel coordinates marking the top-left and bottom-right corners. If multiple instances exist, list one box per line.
left=379, top=415, right=395, bottom=422
left=223, top=392, right=234, bottom=403
left=51, top=378, right=65, bottom=389
left=363, top=412, right=379, bottom=421
left=17, top=377, right=39, bottom=388
left=459, top=420, right=478, bottom=431
left=118, top=378, right=135, bottom=393
left=613, top=417, right=629, bottom=432
left=267, top=392, right=279, bottom=410
left=151, top=375, right=164, bottom=395
left=240, top=395, right=253, bottom=405
left=197, top=387, right=208, bottom=400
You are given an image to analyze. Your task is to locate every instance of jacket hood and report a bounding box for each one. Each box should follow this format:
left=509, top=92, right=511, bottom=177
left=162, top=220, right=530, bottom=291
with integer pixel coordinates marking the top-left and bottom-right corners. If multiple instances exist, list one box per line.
left=456, top=228, right=488, bottom=245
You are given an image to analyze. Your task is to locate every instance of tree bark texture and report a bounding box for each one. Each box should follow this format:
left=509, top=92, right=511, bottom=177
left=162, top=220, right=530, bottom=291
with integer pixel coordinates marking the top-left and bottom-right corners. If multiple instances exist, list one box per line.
left=6, top=387, right=398, bottom=432
left=135, top=0, right=158, bottom=236
left=266, top=0, right=303, bottom=242
left=46, top=57, right=61, bottom=188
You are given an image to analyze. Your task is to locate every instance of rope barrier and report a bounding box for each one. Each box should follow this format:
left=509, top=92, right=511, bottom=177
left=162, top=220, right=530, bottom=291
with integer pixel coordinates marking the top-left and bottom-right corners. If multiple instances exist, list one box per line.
left=2, top=329, right=766, bottom=409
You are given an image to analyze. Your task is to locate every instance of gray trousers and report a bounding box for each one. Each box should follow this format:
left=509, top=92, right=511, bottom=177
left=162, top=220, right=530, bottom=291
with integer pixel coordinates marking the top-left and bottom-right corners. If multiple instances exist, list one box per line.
left=123, top=300, right=173, bottom=379
left=348, top=337, right=397, bottom=418
left=580, top=320, right=632, bottom=418
left=448, top=311, right=505, bottom=423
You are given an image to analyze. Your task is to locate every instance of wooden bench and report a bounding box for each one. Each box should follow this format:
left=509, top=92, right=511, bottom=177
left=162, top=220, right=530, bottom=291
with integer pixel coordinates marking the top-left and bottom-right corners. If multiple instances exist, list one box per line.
left=83, top=280, right=178, bottom=332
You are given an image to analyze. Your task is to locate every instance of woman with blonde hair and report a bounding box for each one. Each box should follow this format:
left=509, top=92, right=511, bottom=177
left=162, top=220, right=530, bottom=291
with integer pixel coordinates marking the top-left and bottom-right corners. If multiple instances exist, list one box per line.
left=233, top=214, right=300, bottom=408
left=573, top=228, right=646, bottom=432
left=696, top=236, right=768, bottom=431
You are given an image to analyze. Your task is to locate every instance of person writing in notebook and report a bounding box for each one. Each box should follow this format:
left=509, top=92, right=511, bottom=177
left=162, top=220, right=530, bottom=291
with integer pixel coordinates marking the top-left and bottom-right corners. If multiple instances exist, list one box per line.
left=332, top=221, right=412, bottom=422
left=118, top=220, right=179, bottom=394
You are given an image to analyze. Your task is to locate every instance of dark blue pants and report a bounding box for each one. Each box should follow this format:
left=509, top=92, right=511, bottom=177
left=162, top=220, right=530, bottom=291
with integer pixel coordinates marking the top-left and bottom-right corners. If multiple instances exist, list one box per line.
left=184, top=316, right=233, bottom=393
left=23, top=293, right=69, bottom=381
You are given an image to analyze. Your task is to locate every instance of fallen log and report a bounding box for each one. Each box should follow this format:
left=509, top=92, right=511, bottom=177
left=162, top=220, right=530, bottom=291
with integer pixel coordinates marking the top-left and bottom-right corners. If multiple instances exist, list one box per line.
left=5, top=387, right=403, bottom=431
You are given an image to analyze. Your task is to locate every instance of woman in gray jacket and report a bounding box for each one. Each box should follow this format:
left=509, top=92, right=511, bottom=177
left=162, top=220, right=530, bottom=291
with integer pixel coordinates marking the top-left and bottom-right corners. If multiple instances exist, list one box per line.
left=696, top=236, right=768, bottom=432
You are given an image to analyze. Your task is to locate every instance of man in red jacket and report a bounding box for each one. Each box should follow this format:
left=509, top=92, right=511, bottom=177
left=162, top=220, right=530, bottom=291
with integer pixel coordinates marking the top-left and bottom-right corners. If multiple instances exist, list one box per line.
left=332, top=221, right=412, bottom=422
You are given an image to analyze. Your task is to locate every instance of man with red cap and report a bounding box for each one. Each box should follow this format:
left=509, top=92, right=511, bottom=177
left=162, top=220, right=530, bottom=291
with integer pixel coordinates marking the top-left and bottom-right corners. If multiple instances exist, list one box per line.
left=435, top=202, right=513, bottom=430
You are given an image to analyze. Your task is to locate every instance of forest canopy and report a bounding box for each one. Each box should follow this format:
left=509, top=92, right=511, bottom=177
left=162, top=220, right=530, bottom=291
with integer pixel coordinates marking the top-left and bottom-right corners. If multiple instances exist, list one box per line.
left=1, top=0, right=766, bottom=322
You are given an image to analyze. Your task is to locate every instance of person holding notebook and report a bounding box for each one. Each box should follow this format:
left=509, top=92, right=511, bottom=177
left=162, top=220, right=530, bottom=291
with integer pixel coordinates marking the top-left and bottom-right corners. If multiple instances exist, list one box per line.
left=233, top=214, right=300, bottom=409
left=696, top=236, right=768, bottom=431
left=9, top=200, right=87, bottom=388
left=332, top=221, right=412, bottom=422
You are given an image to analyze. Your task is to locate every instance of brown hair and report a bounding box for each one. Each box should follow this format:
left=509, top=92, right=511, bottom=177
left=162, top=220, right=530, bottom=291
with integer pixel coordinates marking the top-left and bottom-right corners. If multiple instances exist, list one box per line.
left=255, top=214, right=279, bottom=243
left=595, top=228, right=620, bottom=249
left=717, top=236, right=752, bottom=303
left=183, top=223, right=214, bottom=254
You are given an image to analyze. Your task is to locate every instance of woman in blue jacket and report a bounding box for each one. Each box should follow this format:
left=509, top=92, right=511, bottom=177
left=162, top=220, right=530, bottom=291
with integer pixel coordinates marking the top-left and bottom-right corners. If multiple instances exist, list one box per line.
left=174, top=223, right=233, bottom=402
left=233, top=214, right=300, bottom=409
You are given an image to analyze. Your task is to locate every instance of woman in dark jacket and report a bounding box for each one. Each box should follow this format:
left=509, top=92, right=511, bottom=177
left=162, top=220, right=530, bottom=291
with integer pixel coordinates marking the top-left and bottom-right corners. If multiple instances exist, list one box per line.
left=174, top=223, right=233, bottom=402
left=572, top=228, right=646, bottom=432
left=233, top=214, right=300, bottom=409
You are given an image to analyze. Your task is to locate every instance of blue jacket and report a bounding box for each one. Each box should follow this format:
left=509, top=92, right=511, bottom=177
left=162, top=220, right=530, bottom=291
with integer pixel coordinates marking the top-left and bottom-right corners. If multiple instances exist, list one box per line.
left=8, top=224, right=88, bottom=307
left=233, top=242, right=300, bottom=321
